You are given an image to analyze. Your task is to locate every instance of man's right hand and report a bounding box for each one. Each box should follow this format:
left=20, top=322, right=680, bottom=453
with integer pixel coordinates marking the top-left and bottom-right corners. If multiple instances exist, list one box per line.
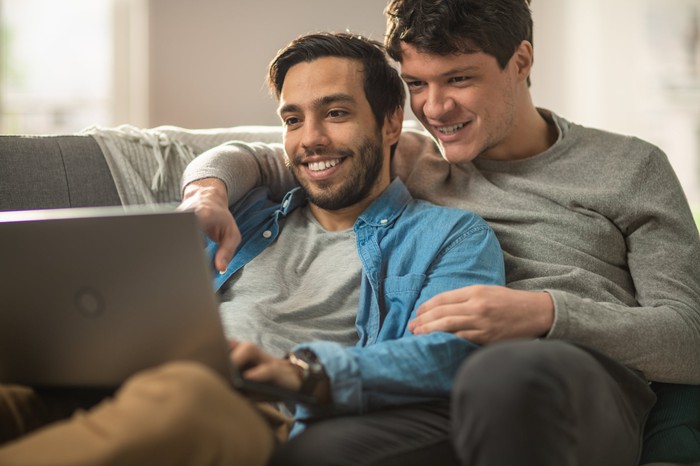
left=409, top=285, right=554, bottom=344
left=178, top=177, right=241, bottom=273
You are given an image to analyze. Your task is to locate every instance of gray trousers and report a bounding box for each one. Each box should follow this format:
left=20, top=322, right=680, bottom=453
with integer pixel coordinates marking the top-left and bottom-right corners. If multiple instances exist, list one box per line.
left=270, top=340, right=655, bottom=466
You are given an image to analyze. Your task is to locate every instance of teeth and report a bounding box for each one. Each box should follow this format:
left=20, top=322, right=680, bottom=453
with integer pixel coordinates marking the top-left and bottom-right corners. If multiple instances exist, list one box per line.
left=437, top=123, right=466, bottom=135
left=308, top=159, right=341, bottom=171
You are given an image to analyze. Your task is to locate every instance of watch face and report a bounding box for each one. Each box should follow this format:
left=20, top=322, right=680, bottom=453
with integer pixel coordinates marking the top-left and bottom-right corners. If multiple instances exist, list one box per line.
left=294, top=350, right=322, bottom=370
left=294, top=348, right=320, bottom=364
left=289, top=349, right=326, bottom=397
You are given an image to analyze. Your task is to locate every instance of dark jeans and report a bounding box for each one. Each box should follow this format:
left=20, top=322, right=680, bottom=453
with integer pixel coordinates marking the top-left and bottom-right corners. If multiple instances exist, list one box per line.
left=269, top=340, right=655, bottom=466
left=269, top=401, right=456, bottom=466
left=452, top=340, right=655, bottom=466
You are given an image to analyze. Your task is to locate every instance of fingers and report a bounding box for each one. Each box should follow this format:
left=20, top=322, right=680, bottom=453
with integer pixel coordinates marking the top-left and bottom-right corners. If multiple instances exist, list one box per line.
left=410, top=308, right=492, bottom=345
left=409, top=286, right=553, bottom=344
left=409, top=304, right=474, bottom=334
left=231, top=341, right=270, bottom=370
left=230, top=342, right=301, bottom=391
left=214, top=222, right=242, bottom=273
left=409, top=285, right=491, bottom=338
left=243, top=361, right=299, bottom=391
left=411, top=287, right=480, bottom=334
left=178, top=179, right=242, bottom=273
left=416, top=287, right=476, bottom=315
left=410, top=313, right=487, bottom=345
left=231, top=342, right=287, bottom=385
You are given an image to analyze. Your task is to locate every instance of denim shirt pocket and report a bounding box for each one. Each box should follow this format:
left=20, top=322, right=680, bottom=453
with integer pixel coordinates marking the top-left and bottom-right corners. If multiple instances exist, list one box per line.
left=379, top=273, right=427, bottom=338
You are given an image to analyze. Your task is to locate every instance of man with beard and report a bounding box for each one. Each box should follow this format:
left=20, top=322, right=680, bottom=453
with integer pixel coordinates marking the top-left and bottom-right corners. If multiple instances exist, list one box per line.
left=199, top=33, right=504, bottom=411
left=0, top=32, right=504, bottom=466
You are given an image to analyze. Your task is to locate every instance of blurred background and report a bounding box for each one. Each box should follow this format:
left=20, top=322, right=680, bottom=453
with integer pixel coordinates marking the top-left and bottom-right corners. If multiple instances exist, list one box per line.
left=1, top=0, right=699, bottom=206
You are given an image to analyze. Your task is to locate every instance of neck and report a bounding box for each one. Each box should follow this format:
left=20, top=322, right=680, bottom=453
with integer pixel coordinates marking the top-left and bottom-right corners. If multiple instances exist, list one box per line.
left=487, top=92, right=557, bottom=161
left=308, top=201, right=370, bottom=231
left=308, top=177, right=390, bottom=231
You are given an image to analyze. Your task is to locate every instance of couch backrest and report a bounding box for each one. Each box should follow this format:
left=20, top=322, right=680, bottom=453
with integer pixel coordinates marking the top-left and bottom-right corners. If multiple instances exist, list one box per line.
left=0, top=135, right=120, bottom=211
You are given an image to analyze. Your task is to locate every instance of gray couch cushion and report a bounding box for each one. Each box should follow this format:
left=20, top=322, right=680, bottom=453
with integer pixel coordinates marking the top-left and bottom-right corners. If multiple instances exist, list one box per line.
left=0, top=135, right=120, bottom=211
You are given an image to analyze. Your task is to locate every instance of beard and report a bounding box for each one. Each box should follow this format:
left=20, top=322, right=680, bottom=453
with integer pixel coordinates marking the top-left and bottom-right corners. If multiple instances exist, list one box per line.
left=288, top=134, right=384, bottom=211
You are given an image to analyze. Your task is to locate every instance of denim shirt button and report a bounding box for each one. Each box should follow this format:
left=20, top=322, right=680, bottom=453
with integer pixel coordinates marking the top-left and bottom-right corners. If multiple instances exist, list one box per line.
left=262, top=230, right=272, bottom=238
left=380, top=219, right=388, bottom=224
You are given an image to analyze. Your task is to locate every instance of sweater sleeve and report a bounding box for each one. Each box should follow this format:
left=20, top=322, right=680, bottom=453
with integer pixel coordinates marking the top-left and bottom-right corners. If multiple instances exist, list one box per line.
left=180, top=141, right=296, bottom=204
left=547, top=146, right=700, bottom=383
left=181, top=129, right=433, bottom=205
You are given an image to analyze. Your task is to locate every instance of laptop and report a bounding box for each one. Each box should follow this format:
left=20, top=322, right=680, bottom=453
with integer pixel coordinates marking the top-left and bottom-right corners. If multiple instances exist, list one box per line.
left=0, top=205, right=314, bottom=403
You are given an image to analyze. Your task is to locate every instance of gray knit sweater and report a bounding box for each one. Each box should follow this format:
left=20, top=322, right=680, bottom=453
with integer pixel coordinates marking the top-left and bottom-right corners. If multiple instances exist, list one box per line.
left=181, top=110, right=700, bottom=383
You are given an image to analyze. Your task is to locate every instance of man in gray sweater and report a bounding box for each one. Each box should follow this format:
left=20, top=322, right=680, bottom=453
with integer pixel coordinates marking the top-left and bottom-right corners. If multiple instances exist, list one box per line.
left=181, top=1, right=700, bottom=465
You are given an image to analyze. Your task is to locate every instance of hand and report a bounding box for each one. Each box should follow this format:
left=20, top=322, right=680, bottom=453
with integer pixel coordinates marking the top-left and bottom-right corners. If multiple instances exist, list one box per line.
left=178, top=178, right=241, bottom=273
left=230, top=341, right=303, bottom=393
left=409, top=285, right=554, bottom=345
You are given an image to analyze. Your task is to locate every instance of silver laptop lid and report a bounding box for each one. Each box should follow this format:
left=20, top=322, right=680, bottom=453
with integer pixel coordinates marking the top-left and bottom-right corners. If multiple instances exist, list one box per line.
left=0, top=205, right=231, bottom=388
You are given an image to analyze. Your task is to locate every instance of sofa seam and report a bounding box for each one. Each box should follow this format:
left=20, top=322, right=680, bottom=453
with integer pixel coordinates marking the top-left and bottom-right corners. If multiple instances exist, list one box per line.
left=55, top=137, right=74, bottom=207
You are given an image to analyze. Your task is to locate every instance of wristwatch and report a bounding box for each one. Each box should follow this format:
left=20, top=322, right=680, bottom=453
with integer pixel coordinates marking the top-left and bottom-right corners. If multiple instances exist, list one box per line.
left=286, top=348, right=326, bottom=397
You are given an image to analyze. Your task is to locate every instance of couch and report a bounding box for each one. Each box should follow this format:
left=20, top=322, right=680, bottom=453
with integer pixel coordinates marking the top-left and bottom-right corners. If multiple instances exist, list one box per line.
left=1, top=125, right=699, bottom=465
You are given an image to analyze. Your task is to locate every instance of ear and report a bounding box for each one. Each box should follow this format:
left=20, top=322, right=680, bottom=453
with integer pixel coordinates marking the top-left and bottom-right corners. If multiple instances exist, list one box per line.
left=512, top=40, right=534, bottom=83
left=382, top=106, right=404, bottom=147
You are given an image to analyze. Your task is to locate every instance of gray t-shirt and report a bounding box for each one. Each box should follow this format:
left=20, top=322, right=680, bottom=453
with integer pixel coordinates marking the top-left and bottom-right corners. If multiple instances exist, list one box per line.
left=219, top=206, right=361, bottom=357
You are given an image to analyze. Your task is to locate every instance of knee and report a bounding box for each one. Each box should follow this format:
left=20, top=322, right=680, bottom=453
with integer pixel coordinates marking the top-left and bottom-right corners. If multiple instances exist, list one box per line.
left=269, top=425, right=339, bottom=466
left=453, top=340, right=585, bottom=409
left=116, top=361, right=274, bottom=464
left=119, top=361, right=232, bottom=426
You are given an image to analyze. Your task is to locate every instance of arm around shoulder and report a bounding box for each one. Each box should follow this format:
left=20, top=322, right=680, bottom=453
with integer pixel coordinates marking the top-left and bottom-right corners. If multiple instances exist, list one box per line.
left=180, top=141, right=295, bottom=204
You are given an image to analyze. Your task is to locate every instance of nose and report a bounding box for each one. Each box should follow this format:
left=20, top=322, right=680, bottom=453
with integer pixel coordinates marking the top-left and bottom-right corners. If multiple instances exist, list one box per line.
left=422, top=86, right=456, bottom=121
left=300, top=118, right=330, bottom=153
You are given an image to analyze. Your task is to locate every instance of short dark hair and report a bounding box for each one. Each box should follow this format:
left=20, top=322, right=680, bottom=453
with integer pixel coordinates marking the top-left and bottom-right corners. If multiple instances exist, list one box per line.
left=385, top=0, right=533, bottom=83
left=268, top=32, right=405, bottom=129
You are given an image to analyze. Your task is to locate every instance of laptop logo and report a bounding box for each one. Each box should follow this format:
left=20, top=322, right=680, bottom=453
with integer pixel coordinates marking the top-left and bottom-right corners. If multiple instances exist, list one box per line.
left=74, top=288, right=105, bottom=317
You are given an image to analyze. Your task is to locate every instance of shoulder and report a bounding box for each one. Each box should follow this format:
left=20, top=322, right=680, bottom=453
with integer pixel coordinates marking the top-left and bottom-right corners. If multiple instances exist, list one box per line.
left=558, top=113, right=665, bottom=165
left=392, top=128, right=445, bottom=177
left=398, top=198, right=495, bottom=243
left=546, top=113, right=673, bottom=189
left=378, top=197, right=502, bottom=276
left=572, top=124, right=673, bottom=184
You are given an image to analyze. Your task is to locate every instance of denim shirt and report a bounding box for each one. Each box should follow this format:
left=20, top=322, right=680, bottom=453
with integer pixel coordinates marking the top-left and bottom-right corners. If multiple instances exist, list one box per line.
left=207, top=178, right=504, bottom=422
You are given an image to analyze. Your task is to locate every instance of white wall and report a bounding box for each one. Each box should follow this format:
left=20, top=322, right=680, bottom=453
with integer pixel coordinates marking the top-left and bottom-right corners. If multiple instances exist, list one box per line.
left=147, top=0, right=387, bottom=128
left=530, top=0, right=700, bottom=205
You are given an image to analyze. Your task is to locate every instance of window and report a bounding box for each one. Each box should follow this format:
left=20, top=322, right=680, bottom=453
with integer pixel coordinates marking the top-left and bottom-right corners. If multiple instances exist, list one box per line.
left=0, top=0, right=147, bottom=134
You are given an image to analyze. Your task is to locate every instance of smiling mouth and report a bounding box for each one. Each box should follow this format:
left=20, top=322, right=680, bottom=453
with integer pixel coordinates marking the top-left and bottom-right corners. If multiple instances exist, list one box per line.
left=306, top=158, right=342, bottom=172
left=435, top=122, right=467, bottom=135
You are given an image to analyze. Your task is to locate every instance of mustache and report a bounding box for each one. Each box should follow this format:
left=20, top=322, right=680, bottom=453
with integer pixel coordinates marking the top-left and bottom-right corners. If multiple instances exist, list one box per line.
left=290, top=147, right=354, bottom=165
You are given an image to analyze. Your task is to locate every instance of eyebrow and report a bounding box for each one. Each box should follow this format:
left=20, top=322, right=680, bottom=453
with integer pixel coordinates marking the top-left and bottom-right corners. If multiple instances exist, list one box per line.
left=401, top=65, right=481, bottom=81
left=278, top=93, right=356, bottom=115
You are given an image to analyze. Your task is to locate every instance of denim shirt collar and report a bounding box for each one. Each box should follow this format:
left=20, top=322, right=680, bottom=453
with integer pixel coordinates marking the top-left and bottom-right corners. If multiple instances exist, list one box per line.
left=356, top=178, right=412, bottom=229
left=280, top=178, right=412, bottom=228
